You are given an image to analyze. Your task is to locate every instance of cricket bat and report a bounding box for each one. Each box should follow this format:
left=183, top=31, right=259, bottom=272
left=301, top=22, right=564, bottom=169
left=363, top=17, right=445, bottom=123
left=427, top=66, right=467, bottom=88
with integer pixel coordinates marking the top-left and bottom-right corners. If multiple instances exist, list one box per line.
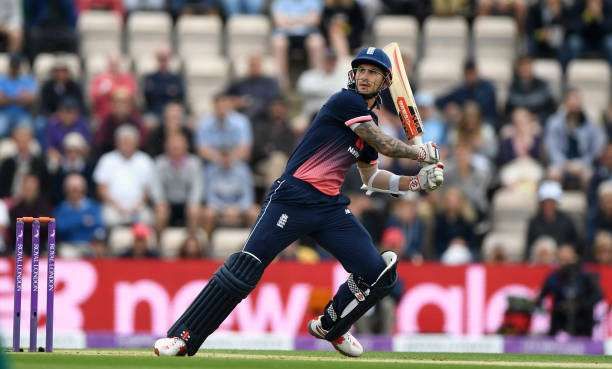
left=361, top=43, right=427, bottom=196
left=382, top=42, right=424, bottom=145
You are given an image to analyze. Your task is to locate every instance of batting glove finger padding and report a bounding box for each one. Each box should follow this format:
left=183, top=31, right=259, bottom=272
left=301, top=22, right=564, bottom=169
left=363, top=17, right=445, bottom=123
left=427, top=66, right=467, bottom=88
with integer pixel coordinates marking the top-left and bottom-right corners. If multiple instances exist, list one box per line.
left=418, top=162, right=444, bottom=191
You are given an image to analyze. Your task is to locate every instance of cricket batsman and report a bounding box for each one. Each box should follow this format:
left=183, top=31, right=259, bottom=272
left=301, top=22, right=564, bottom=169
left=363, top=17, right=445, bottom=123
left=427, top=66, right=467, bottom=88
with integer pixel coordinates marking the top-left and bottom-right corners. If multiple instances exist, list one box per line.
left=154, top=47, right=444, bottom=357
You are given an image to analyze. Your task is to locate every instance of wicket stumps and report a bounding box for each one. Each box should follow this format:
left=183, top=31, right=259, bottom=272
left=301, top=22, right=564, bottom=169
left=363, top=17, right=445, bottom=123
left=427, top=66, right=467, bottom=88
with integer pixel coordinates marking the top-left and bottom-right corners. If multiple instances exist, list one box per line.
left=12, top=216, right=56, bottom=353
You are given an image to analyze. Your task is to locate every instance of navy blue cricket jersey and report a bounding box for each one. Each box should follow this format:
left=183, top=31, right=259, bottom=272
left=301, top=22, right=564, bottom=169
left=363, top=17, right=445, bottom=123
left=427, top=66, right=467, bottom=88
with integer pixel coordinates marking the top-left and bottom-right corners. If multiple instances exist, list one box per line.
left=282, top=89, right=378, bottom=196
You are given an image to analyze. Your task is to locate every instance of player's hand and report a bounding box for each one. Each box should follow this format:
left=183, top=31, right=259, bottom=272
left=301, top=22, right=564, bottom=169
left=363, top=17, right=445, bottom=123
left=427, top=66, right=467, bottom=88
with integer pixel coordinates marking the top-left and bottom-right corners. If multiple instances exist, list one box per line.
left=416, top=163, right=444, bottom=191
left=416, top=142, right=440, bottom=164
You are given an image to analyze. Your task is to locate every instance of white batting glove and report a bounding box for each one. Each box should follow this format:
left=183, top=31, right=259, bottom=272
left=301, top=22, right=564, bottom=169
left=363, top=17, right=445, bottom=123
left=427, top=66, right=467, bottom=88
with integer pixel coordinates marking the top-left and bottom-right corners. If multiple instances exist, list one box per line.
left=415, top=142, right=440, bottom=164
left=411, top=163, right=444, bottom=191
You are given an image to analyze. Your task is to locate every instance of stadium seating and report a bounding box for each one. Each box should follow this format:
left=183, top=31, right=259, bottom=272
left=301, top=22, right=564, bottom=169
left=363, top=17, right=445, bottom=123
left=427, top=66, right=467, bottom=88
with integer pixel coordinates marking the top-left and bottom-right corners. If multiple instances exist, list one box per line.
left=567, top=59, right=611, bottom=121
left=473, top=16, right=517, bottom=61
left=417, top=57, right=463, bottom=96
left=227, top=15, right=271, bottom=59
left=77, top=10, right=122, bottom=58
left=109, top=226, right=134, bottom=255
left=159, top=227, right=208, bottom=258
left=478, top=58, right=513, bottom=108
left=127, top=11, right=172, bottom=58
left=210, top=227, right=251, bottom=259
left=423, top=16, right=468, bottom=60
left=373, top=16, right=419, bottom=59
left=177, top=15, right=223, bottom=58
left=482, top=231, right=525, bottom=262
left=34, top=53, right=81, bottom=81
left=184, top=56, right=230, bottom=116
left=532, top=59, right=563, bottom=99
left=132, top=54, right=182, bottom=79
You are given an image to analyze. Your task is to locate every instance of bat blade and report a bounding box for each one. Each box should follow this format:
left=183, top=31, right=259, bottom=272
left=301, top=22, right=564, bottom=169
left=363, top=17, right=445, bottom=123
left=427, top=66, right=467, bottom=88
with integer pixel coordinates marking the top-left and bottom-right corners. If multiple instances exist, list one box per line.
left=383, top=42, right=424, bottom=144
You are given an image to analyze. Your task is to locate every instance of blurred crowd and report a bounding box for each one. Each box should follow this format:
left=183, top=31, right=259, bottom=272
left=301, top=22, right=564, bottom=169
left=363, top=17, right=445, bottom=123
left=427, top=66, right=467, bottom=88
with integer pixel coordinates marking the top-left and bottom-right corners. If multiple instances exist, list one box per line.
left=0, top=0, right=610, bottom=272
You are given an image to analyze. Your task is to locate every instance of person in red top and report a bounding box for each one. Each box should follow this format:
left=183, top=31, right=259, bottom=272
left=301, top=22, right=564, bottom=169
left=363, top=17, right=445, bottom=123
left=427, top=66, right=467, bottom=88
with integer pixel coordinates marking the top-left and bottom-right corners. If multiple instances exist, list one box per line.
left=89, top=54, right=137, bottom=120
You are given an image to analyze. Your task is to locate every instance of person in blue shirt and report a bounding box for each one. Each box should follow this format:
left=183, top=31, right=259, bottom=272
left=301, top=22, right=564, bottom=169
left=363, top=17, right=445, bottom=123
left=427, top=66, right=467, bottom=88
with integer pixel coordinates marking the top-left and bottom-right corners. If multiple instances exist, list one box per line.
left=53, top=173, right=103, bottom=258
left=154, top=47, right=444, bottom=358
left=0, top=54, right=36, bottom=137
left=435, top=59, right=498, bottom=127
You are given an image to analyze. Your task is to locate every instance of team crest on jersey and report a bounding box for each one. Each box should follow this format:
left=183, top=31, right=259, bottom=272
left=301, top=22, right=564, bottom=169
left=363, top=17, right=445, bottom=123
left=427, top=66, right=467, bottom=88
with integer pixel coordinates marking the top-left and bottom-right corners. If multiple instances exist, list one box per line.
left=276, top=214, right=288, bottom=228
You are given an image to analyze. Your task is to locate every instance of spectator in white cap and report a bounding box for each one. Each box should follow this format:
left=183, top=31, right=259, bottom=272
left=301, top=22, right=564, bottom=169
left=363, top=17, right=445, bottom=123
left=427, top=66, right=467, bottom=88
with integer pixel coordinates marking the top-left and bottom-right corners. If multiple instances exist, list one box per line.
left=525, top=180, right=580, bottom=260
left=48, top=132, right=96, bottom=205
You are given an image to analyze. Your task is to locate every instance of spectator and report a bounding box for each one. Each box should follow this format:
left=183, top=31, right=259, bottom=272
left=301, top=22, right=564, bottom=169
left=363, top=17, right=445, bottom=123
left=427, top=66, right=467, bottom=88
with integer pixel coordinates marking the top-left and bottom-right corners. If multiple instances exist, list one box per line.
left=525, top=0, right=567, bottom=59
left=535, top=244, right=603, bottom=337
left=434, top=187, right=478, bottom=259
left=169, top=0, right=220, bottom=17
left=271, top=0, right=326, bottom=90
left=505, top=55, right=556, bottom=122
left=39, top=60, right=85, bottom=116
left=45, top=97, right=92, bottom=157
left=436, top=59, right=498, bottom=126
left=529, top=235, right=558, bottom=265
left=0, top=0, right=23, bottom=52
left=145, top=102, right=194, bottom=157
left=120, top=223, right=159, bottom=258
left=8, top=174, right=52, bottom=254
left=545, top=88, right=606, bottom=189
left=593, top=231, right=612, bottom=265
left=416, top=92, right=448, bottom=153
left=0, top=124, right=48, bottom=199
left=296, top=49, right=347, bottom=120
left=525, top=180, right=580, bottom=259
left=143, top=48, right=185, bottom=117
left=195, top=93, right=252, bottom=164
left=95, top=88, right=145, bottom=156
left=252, top=98, right=297, bottom=186
left=76, top=0, right=124, bottom=16
left=440, top=237, right=473, bottom=265
left=587, top=144, right=612, bottom=224
left=497, top=108, right=544, bottom=167
left=90, top=227, right=109, bottom=258
left=448, top=101, right=498, bottom=160
left=226, top=53, right=282, bottom=122
left=444, top=144, right=493, bottom=218
left=90, top=54, right=137, bottom=120
left=152, top=133, right=203, bottom=231
left=202, top=150, right=259, bottom=234
left=563, top=0, right=612, bottom=67
left=587, top=180, right=612, bottom=247
left=53, top=174, right=104, bottom=258
left=123, top=0, right=165, bottom=12
left=220, top=0, right=262, bottom=17
left=320, top=0, right=366, bottom=56
left=0, top=54, right=36, bottom=137
left=93, top=125, right=156, bottom=227
left=178, top=235, right=208, bottom=258
left=477, top=0, right=528, bottom=26
left=24, top=0, right=78, bottom=58
left=48, top=132, right=96, bottom=205
left=383, top=196, right=425, bottom=262
left=0, top=198, right=8, bottom=254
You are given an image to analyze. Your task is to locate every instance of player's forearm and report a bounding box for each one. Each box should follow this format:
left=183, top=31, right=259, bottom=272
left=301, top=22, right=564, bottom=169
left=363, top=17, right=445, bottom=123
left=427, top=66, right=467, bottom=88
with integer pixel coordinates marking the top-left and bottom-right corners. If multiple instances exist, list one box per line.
left=353, top=122, right=421, bottom=160
left=360, top=166, right=419, bottom=193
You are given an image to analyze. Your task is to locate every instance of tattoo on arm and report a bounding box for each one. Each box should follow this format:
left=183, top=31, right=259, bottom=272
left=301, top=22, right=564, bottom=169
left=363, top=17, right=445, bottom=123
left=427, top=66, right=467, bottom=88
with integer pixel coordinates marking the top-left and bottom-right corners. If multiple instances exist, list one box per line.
left=353, top=121, right=421, bottom=159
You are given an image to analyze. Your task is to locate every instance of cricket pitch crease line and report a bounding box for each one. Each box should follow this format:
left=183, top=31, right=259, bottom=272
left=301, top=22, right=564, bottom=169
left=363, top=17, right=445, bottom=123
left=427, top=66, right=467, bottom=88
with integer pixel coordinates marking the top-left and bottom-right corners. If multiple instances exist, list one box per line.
left=42, top=350, right=612, bottom=368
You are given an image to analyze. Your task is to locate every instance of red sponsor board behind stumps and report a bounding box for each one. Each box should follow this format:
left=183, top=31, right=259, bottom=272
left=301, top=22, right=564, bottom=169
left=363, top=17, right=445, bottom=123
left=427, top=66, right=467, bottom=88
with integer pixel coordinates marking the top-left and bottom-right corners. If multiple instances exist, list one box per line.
left=0, top=259, right=611, bottom=338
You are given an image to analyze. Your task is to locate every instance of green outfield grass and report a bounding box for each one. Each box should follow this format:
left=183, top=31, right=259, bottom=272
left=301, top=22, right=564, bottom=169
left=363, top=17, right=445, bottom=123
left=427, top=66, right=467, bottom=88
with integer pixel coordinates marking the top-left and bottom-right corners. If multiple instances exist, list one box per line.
left=5, top=349, right=612, bottom=369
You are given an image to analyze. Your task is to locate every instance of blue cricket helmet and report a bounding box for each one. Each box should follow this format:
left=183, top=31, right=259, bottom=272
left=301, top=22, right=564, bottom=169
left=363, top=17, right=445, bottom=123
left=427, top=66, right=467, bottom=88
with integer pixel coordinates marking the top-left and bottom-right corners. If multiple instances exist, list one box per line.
left=351, top=47, right=392, bottom=76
